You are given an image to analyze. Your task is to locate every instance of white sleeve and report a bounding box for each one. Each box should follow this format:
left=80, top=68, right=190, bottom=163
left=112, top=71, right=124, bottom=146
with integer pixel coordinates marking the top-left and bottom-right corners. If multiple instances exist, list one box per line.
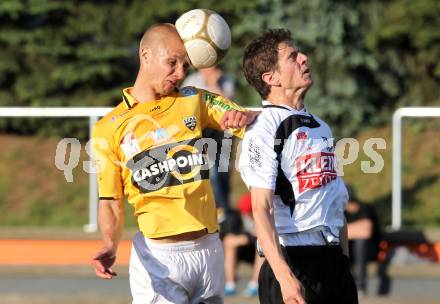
left=239, top=131, right=278, bottom=190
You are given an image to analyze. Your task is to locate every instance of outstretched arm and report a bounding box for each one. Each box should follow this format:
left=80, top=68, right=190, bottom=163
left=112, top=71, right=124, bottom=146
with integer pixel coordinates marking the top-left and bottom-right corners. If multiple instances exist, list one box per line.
left=92, top=198, right=124, bottom=279
left=251, top=187, right=305, bottom=304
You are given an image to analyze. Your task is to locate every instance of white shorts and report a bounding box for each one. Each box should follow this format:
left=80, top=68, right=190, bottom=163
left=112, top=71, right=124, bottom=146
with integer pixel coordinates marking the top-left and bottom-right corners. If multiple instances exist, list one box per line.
left=129, top=232, right=224, bottom=304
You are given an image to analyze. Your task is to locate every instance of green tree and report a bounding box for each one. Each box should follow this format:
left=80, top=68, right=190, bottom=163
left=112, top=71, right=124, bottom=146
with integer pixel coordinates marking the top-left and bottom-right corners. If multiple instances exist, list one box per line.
left=0, top=0, right=439, bottom=137
left=366, top=0, right=440, bottom=108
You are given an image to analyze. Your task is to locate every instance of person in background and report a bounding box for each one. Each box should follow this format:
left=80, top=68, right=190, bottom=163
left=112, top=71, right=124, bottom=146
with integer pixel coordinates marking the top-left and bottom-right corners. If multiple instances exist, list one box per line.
left=182, top=66, right=235, bottom=214
left=222, top=192, right=264, bottom=297
left=345, top=184, right=381, bottom=295
left=182, top=65, right=235, bottom=99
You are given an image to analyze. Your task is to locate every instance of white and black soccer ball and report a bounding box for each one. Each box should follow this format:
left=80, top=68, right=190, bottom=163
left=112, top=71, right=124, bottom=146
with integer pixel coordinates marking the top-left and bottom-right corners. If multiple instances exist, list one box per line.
left=175, top=9, right=231, bottom=69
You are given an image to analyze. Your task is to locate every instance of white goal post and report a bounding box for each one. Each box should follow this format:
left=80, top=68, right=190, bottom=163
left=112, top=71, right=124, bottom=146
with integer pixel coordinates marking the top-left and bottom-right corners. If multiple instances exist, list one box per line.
left=392, top=107, right=440, bottom=230
left=0, top=107, right=112, bottom=232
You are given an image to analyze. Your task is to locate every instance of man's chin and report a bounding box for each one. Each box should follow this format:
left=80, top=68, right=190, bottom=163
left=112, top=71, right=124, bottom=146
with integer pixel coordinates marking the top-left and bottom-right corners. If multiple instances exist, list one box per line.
left=162, top=86, right=176, bottom=95
left=304, top=77, right=313, bottom=87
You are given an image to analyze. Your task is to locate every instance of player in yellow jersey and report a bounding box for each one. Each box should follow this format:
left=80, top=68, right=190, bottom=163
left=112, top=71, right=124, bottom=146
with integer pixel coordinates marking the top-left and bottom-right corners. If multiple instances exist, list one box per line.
left=90, top=23, right=258, bottom=304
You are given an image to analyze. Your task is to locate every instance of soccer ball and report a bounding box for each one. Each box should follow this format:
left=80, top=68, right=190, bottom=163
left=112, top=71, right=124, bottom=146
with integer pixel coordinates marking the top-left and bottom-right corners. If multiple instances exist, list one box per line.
left=175, top=9, right=231, bottom=69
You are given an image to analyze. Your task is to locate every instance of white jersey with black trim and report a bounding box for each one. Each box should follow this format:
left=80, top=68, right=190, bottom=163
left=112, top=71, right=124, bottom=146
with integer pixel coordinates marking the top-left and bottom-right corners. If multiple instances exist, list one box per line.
left=239, top=100, right=348, bottom=243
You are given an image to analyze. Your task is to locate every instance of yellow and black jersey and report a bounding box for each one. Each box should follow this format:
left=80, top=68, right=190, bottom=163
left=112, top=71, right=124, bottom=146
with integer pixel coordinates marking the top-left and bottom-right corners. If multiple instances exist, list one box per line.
left=92, top=86, right=245, bottom=238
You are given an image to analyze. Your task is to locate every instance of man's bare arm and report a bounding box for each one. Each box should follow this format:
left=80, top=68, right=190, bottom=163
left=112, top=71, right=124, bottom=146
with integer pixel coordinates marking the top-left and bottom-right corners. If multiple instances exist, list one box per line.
left=92, top=198, right=124, bottom=279
left=347, top=218, right=373, bottom=240
left=251, top=187, right=305, bottom=304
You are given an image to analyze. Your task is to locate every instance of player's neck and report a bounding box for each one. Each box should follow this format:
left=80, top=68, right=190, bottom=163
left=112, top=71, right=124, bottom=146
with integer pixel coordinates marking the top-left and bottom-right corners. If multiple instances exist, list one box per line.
left=132, top=73, right=158, bottom=102
left=267, top=90, right=305, bottom=111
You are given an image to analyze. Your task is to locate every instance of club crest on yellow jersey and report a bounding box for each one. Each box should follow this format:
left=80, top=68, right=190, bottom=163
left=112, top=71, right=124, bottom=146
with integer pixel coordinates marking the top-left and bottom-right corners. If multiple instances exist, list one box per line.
left=183, top=116, right=197, bottom=131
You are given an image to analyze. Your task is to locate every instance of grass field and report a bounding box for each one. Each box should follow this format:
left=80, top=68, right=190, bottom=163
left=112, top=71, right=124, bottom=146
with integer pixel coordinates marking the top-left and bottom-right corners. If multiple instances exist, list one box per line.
left=0, top=120, right=439, bottom=229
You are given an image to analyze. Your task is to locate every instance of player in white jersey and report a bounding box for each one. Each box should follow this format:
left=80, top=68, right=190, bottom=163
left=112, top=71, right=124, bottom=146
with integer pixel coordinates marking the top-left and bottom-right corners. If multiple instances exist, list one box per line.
left=239, top=29, right=358, bottom=304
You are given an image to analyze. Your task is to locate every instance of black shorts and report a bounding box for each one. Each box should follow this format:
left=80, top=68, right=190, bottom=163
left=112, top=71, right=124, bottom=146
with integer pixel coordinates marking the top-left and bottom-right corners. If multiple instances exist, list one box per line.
left=237, top=233, right=257, bottom=263
left=259, top=245, right=358, bottom=304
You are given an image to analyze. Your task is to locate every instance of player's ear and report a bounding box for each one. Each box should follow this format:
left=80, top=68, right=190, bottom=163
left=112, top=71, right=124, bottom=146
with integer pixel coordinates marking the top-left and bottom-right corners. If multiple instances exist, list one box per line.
left=262, top=71, right=280, bottom=86
left=139, top=47, right=152, bottom=66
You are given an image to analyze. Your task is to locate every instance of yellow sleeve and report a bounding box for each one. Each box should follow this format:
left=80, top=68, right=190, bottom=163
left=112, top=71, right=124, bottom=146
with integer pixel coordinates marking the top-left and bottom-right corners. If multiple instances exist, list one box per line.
left=199, top=89, right=246, bottom=139
left=91, top=122, right=124, bottom=199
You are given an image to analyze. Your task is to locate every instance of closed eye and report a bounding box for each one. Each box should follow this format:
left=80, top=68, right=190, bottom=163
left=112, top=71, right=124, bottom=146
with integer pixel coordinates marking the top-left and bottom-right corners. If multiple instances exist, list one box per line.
left=289, top=50, right=298, bottom=61
left=183, top=62, right=190, bottom=72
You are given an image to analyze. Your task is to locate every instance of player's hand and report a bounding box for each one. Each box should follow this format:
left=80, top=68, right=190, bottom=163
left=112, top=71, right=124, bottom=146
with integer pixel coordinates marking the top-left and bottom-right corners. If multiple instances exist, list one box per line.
left=279, top=271, right=306, bottom=304
left=92, top=246, right=118, bottom=279
left=220, top=110, right=260, bottom=130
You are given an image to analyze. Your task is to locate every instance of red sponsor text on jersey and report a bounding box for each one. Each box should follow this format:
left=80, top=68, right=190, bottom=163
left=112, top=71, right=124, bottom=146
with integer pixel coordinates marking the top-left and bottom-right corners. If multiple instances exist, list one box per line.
left=296, top=152, right=337, bottom=193
left=296, top=132, right=308, bottom=140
